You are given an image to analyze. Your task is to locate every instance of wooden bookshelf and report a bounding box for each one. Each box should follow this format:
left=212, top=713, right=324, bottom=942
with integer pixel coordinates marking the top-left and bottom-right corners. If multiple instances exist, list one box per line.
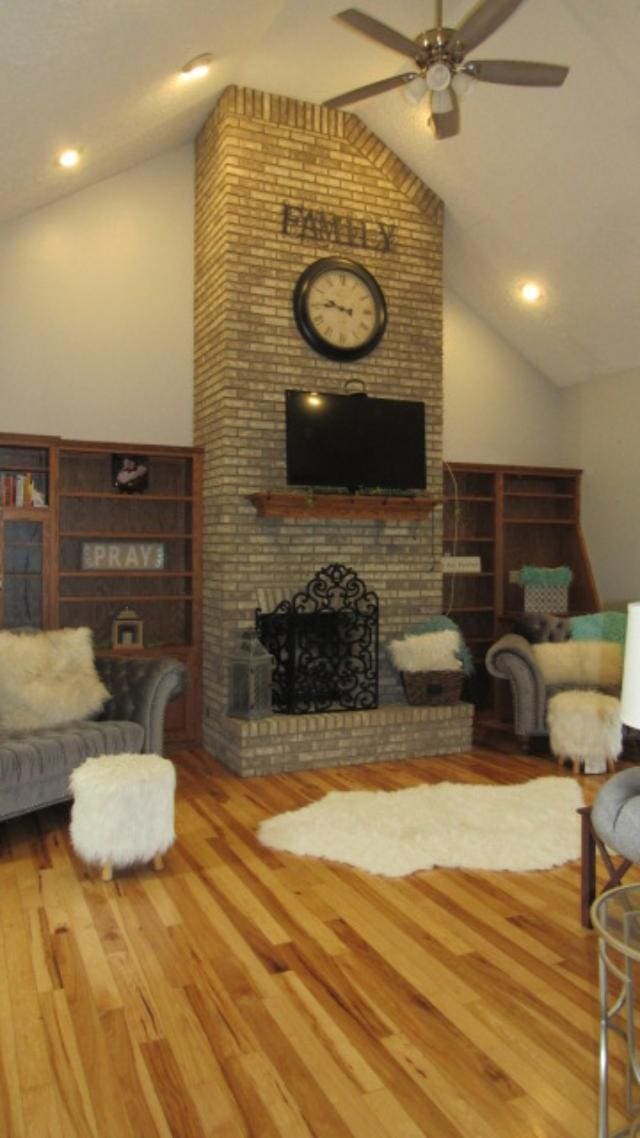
left=57, top=440, right=203, bottom=747
left=0, top=432, right=203, bottom=748
left=443, top=461, right=600, bottom=709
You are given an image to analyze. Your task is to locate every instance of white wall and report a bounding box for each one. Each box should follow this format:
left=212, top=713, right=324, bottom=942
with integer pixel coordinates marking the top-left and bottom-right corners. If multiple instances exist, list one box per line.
left=0, top=145, right=194, bottom=446
left=559, top=370, right=640, bottom=608
left=443, top=289, right=563, bottom=465
left=0, top=144, right=565, bottom=475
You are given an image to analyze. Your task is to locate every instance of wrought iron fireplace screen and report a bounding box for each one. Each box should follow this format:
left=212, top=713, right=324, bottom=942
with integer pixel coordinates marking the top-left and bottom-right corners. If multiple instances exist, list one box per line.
left=256, top=563, right=378, bottom=715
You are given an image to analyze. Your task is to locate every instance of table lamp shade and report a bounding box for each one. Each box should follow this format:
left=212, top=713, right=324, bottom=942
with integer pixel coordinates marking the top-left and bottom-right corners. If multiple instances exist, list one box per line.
left=621, top=601, right=640, bottom=729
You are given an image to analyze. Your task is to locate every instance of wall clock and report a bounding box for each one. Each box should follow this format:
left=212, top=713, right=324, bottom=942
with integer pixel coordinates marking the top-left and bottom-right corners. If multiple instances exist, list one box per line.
left=293, top=256, right=387, bottom=361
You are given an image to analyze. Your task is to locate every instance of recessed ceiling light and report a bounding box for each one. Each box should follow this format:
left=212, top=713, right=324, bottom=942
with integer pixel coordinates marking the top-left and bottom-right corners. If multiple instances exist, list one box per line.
left=179, top=53, right=213, bottom=81
left=56, top=148, right=81, bottom=169
left=519, top=281, right=543, bottom=303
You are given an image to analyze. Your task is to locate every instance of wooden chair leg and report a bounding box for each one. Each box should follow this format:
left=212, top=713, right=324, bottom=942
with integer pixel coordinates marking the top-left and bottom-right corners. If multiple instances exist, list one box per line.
left=101, top=861, right=113, bottom=883
left=578, top=804, right=634, bottom=928
left=579, top=806, right=596, bottom=928
left=152, top=854, right=164, bottom=872
left=595, top=837, right=633, bottom=896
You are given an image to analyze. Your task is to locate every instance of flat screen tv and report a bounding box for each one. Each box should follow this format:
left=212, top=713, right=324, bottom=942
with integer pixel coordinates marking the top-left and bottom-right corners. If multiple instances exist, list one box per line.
left=285, top=389, right=426, bottom=493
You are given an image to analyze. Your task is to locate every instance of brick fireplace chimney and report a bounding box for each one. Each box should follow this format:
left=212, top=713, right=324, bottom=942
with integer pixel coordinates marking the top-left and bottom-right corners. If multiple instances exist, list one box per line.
left=194, top=87, right=472, bottom=774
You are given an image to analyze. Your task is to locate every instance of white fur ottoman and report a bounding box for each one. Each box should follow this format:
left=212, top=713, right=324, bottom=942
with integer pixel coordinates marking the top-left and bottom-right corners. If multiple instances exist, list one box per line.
left=547, top=690, right=622, bottom=774
left=70, top=753, right=176, bottom=880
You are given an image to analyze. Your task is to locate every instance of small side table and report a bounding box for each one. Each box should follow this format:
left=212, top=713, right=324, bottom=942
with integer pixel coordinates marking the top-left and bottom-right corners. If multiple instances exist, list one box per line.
left=591, top=884, right=640, bottom=1137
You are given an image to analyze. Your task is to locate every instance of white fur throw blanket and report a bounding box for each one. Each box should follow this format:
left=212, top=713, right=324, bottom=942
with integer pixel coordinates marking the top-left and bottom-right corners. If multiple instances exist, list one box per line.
left=0, top=627, right=109, bottom=732
left=388, top=629, right=463, bottom=673
left=532, top=640, right=622, bottom=687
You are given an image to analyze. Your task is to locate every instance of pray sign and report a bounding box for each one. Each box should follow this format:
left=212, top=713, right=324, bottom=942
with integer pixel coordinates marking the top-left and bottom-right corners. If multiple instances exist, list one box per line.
left=81, top=542, right=165, bottom=571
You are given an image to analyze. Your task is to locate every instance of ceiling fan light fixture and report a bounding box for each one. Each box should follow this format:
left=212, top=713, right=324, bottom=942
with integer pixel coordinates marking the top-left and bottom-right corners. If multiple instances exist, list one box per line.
left=430, top=88, right=454, bottom=114
left=179, top=53, right=213, bottom=81
left=403, top=73, right=429, bottom=106
left=451, top=70, right=475, bottom=98
left=426, top=61, right=451, bottom=91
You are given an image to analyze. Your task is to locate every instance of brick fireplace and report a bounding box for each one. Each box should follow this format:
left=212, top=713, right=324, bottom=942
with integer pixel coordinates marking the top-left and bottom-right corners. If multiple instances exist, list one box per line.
left=194, top=86, right=472, bottom=775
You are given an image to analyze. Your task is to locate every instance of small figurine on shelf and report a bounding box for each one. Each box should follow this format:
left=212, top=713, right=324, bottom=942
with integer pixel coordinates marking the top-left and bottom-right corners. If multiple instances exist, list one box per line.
left=112, top=607, right=144, bottom=649
left=112, top=454, right=148, bottom=494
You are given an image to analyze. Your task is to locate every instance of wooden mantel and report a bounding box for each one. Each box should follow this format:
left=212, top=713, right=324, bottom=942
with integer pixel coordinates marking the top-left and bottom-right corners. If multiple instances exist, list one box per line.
left=248, top=491, right=441, bottom=522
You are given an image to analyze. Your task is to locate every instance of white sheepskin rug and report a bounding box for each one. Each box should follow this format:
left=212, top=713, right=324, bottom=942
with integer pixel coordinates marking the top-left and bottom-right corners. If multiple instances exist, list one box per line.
left=257, top=777, right=584, bottom=876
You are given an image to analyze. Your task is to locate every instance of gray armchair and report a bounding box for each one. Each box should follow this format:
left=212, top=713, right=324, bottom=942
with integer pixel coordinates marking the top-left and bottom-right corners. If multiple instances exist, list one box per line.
left=485, top=634, right=549, bottom=749
left=485, top=633, right=620, bottom=750
left=581, top=768, right=640, bottom=926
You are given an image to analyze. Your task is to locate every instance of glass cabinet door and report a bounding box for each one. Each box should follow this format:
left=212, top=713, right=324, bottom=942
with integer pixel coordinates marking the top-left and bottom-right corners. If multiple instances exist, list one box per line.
left=0, top=515, right=48, bottom=628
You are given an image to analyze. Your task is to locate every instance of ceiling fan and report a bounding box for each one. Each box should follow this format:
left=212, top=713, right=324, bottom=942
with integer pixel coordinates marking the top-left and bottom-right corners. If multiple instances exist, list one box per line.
left=324, top=0, right=569, bottom=139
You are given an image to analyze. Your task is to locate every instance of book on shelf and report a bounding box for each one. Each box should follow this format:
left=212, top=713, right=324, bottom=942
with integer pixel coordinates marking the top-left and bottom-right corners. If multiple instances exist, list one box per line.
left=0, top=472, right=47, bottom=507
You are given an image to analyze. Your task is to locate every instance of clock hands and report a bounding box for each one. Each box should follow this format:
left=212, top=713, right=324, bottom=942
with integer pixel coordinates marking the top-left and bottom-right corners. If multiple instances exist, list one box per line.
left=322, top=299, right=353, bottom=316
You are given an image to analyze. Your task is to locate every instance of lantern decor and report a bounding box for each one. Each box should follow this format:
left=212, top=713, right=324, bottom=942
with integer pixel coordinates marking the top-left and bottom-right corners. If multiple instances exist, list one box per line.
left=228, top=630, right=274, bottom=720
left=111, top=606, right=144, bottom=649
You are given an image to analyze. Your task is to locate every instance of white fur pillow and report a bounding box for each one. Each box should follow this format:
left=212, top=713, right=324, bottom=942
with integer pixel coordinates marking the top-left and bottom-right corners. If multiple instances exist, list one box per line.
left=388, top=629, right=463, bottom=673
left=0, top=627, right=110, bottom=732
left=532, top=640, right=623, bottom=687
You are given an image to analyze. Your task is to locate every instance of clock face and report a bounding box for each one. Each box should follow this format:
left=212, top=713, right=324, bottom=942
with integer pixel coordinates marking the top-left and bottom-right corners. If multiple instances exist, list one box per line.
left=293, top=257, right=387, bottom=361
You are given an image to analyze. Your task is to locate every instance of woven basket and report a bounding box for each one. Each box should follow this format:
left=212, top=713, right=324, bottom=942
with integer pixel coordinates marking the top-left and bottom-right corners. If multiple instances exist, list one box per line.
left=401, top=669, right=464, bottom=706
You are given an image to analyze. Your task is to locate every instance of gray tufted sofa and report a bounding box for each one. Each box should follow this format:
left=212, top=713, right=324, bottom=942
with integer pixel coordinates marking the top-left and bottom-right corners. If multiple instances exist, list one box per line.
left=0, top=655, right=186, bottom=823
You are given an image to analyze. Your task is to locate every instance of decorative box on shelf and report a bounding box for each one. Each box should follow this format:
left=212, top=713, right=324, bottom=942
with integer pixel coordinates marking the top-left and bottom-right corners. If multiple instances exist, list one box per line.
left=518, top=565, right=572, bottom=614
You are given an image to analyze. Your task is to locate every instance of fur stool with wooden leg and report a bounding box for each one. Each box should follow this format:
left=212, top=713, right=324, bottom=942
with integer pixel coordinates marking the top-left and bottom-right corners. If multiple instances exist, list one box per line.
left=547, top=690, right=622, bottom=775
left=69, top=753, right=175, bottom=880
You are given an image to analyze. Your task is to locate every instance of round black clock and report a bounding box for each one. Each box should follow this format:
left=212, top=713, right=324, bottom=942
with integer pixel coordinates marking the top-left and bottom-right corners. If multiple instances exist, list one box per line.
left=293, top=256, right=387, bottom=361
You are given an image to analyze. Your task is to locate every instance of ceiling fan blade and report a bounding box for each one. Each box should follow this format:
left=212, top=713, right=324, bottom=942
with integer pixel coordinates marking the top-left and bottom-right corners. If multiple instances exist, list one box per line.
left=453, top=0, right=525, bottom=55
left=335, top=8, right=421, bottom=61
left=428, top=91, right=460, bottom=140
left=324, top=72, right=419, bottom=109
left=463, top=59, right=569, bottom=86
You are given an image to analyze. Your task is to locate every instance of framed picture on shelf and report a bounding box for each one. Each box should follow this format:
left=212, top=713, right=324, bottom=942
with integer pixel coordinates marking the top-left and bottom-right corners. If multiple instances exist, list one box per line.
left=112, top=606, right=144, bottom=648
left=112, top=453, right=149, bottom=494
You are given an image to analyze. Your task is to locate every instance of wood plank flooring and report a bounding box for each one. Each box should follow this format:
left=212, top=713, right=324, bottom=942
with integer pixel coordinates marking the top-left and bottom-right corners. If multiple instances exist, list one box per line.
left=0, top=743, right=637, bottom=1137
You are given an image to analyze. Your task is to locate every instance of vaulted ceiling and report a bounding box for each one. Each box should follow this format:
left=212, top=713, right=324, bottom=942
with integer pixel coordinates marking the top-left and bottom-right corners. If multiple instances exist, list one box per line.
left=2, top=0, right=639, bottom=387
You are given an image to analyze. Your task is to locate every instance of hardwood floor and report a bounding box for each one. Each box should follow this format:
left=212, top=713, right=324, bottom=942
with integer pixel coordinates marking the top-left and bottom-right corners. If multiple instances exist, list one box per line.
left=0, top=743, right=637, bottom=1137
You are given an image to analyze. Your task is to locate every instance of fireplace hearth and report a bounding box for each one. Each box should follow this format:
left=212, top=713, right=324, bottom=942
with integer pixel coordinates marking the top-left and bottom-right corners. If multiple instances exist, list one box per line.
left=256, top=563, right=378, bottom=715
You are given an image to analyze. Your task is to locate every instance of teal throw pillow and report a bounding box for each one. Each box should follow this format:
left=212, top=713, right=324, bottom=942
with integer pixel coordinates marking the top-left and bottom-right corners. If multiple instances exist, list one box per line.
left=570, top=611, right=627, bottom=645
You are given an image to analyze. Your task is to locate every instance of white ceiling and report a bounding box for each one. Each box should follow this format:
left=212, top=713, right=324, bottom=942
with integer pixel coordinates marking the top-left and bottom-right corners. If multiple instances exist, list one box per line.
left=2, top=0, right=639, bottom=387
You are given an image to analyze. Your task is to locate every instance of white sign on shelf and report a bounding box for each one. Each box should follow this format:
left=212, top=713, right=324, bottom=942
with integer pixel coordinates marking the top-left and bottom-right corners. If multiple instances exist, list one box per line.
left=81, top=542, right=165, bottom=571
left=443, top=555, right=482, bottom=574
